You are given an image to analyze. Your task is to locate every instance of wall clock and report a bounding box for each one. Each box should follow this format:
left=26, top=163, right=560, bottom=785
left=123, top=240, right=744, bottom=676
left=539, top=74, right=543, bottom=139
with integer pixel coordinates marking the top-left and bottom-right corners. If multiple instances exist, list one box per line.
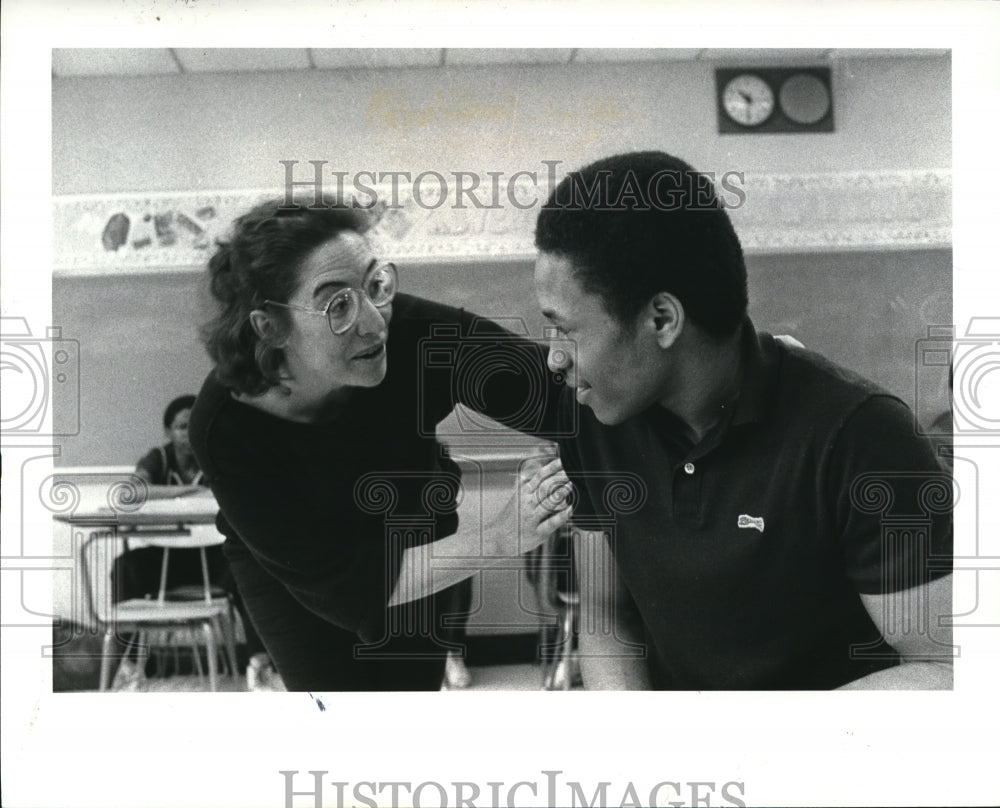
left=720, top=73, right=775, bottom=127
left=716, top=67, right=834, bottom=134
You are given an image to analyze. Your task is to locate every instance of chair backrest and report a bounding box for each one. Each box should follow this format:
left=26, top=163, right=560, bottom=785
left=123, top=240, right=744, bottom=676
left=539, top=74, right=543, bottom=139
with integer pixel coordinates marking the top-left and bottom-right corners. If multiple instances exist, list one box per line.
left=137, top=524, right=226, bottom=605
left=81, top=523, right=227, bottom=620
left=80, top=529, right=127, bottom=628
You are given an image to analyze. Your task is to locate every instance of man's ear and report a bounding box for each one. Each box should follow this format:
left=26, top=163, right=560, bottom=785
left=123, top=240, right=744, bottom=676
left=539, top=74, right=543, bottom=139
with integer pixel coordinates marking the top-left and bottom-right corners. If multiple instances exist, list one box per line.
left=249, top=309, right=281, bottom=343
left=650, top=292, right=684, bottom=349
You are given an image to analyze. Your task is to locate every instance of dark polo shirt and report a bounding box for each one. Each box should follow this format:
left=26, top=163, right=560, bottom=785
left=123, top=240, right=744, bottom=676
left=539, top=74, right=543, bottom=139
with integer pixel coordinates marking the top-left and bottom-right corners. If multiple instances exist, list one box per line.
left=557, top=320, right=952, bottom=690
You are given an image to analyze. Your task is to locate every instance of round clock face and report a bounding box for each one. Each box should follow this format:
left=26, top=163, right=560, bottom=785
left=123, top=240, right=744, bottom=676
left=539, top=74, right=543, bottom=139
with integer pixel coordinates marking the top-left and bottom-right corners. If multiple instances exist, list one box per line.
left=722, top=73, right=775, bottom=127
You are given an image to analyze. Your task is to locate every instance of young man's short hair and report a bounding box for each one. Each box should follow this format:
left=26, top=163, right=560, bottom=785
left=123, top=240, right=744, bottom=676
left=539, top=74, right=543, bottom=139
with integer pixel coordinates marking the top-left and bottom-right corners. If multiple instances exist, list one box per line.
left=535, top=151, right=748, bottom=339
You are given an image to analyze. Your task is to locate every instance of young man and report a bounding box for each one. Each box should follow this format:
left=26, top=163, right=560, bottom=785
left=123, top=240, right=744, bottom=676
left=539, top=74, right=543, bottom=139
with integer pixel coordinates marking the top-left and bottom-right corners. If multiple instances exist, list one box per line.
left=534, top=151, right=953, bottom=689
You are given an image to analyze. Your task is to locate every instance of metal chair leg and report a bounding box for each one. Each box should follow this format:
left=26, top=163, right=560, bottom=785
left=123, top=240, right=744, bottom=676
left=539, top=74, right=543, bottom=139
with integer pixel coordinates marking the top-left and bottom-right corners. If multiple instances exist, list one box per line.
left=227, top=596, right=241, bottom=675
left=99, top=628, right=116, bottom=691
left=201, top=621, right=218, bottom=691
left=540, top=618, right=560, bottom=690
left=135, top=630, right=150, bottom=683
left=172, top=632, right=181, bottom=676
left=189, top=629, right=205, bottom=681
left=556, top=603, right=576, bottom=691
left=151, top=636, right=167, bottom=678
left=214, top=614, right=239, bottom=679
left=542, top=598, right=579, bottom=691
left=210, top=617, right=225, bottom=675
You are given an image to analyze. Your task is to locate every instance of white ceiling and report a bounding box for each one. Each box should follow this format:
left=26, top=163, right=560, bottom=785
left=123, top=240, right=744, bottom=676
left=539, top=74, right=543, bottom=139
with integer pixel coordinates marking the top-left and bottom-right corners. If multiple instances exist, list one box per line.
left=51, top=47, right=949, bottom=78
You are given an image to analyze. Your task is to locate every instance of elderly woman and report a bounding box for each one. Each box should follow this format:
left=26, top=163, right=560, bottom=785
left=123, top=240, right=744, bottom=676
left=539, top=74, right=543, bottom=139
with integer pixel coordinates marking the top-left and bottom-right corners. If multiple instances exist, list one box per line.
left=190, top=198, right=572, bottom=691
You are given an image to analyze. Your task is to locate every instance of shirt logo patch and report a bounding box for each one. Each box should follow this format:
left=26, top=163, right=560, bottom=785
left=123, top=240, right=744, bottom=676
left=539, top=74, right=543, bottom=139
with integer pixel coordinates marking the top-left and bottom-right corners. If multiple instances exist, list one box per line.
left=737, top=514, right=765, bottom=533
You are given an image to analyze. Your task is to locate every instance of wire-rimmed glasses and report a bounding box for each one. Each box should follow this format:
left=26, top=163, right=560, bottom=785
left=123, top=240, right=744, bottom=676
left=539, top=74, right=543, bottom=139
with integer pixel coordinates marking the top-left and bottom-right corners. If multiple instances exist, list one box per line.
left=263, top=261, right=397, bottom=336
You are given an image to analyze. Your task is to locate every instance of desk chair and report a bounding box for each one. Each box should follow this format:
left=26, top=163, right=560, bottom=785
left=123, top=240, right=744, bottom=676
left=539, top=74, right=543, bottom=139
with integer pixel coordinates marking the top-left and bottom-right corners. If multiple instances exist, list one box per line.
left=152, top=525, right=240, bottom=679
left=536, top=528, right=581, bottom=690
left=82, top=526, right=237, bottom=691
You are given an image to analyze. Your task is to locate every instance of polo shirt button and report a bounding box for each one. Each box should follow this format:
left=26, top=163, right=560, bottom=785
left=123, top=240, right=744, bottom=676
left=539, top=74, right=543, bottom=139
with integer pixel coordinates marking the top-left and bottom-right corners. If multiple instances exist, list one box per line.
left=683, top=462, right=695, bottom=475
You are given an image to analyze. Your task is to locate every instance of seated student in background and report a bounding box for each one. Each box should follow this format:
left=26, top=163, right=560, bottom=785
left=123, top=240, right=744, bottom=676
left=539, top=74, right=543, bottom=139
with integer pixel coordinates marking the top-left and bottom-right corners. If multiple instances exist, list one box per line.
left=533, top=151, right=954, bottom=690
left=135, top=395, right=205, bottom=497
left=190, top=196, right=572, bottom=692
left=111, top=395, right=269, bottom=681
left=111, top=395, right=226, bottom=602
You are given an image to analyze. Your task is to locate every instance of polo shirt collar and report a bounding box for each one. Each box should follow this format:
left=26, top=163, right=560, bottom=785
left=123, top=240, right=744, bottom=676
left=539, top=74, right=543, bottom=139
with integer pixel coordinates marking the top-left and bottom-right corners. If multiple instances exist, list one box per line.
left=639, top=317, right=779, bottom=449
left=729, top=317, right=780, bottom=428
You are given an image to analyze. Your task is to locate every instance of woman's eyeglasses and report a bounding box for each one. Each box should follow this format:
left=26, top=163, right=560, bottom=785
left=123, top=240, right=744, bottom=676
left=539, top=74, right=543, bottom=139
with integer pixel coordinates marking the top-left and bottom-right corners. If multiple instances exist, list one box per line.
left=264, top=262, right=397, bottom=336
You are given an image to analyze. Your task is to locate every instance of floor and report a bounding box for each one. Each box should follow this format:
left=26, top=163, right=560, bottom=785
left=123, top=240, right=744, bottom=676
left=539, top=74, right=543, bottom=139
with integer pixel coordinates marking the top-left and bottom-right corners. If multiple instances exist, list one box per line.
left=55, top=624, right=583, bottom=693
left=93, top=661, right=576, bottom=692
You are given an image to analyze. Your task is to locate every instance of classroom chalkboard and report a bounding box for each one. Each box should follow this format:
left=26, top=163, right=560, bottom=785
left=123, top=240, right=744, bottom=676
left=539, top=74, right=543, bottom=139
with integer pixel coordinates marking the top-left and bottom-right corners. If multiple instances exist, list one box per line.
left=52, top=249, right=951, bottom=466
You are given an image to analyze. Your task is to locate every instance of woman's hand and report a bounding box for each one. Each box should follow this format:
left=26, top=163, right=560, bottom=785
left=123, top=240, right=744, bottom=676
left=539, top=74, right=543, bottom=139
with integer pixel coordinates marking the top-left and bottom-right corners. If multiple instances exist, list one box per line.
left=504, top=455, right=575, bottom=554
left=390, top=454, right=575, bottom=607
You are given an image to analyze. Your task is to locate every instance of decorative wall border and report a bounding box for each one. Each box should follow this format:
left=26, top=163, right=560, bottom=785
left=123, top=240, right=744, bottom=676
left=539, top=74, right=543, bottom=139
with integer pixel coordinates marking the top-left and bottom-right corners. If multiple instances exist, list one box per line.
left=730, top=169, right=951, bottom=254
left=52, top=169, right=950, bottom=276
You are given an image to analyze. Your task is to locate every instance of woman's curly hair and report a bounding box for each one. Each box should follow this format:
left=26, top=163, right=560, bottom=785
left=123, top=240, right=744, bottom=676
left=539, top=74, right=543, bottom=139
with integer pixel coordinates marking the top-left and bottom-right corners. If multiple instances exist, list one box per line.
left=200, top=196, right=372, bottom=395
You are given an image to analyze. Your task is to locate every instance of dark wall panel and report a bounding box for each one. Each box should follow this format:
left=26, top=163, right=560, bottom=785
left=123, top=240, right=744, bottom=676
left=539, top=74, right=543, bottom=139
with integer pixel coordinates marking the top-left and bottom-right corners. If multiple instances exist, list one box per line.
left=53, top=249, right=951, bottom=466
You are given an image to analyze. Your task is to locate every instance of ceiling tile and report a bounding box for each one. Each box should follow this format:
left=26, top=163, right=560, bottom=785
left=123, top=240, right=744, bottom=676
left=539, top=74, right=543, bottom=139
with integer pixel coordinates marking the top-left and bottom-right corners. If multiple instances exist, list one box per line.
left=173, top=48, right=312, bottom=73
left=698, top=48, right=831, bottom=63
left=52, top=48, right=180, bottom=77
left=828, top=48, right=950, bottom=59
left=50, top=45, right=951, bottom=80
left=310, top=48, right=443, bottom=69
left=574, top=48, right=703, bottom=63
left=444, top=48, right=573, bottom=66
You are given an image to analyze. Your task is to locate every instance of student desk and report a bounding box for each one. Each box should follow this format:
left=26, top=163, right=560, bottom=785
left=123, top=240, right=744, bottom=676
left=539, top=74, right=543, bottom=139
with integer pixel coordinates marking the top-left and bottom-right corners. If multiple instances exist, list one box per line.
left=56, top=488, right=222, bottom=629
